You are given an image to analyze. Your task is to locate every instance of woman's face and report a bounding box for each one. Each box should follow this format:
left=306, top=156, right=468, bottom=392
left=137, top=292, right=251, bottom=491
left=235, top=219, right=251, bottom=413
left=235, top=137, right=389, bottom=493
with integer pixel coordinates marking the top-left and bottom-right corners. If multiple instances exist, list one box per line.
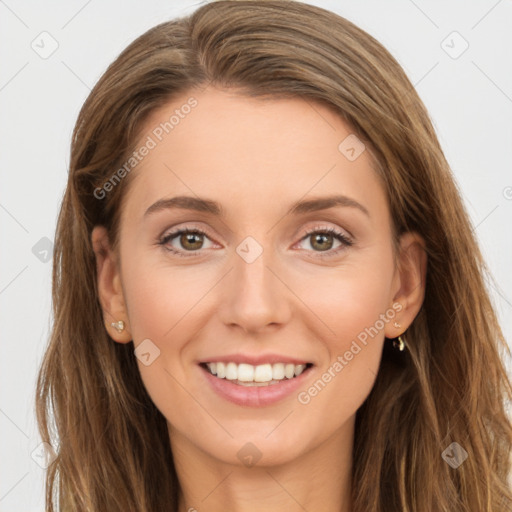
left=93, top=86, right=424, bottom=468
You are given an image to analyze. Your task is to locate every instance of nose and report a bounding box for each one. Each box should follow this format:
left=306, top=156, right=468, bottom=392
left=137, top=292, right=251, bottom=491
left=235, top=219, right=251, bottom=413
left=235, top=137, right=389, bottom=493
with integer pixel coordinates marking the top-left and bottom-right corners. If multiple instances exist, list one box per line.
left=217, top=243, right=292, bottom=335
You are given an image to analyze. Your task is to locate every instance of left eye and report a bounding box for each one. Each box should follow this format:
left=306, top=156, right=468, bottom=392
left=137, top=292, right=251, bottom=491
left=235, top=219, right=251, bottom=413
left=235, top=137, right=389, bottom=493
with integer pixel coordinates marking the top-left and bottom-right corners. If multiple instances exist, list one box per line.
left=295, top=227, right=353, bottom=254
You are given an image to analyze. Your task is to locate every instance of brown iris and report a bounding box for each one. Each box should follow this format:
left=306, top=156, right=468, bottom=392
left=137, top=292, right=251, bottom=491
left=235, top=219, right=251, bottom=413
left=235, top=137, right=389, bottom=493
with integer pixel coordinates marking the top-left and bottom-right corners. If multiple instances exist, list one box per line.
left=309, top=232, right=334, bottom=251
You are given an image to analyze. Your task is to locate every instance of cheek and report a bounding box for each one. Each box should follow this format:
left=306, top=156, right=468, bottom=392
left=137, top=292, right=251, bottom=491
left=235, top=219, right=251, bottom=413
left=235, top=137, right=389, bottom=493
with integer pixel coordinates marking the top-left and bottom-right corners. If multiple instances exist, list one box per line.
left=291, top=250, right=395, bottom=413
left=122, top=253, right=213, bottom=342
left=121, top=257, right=221, bottom=408
left=295, top=251, right=395, bottom=355
left=120, top=261, right=213, bottom=423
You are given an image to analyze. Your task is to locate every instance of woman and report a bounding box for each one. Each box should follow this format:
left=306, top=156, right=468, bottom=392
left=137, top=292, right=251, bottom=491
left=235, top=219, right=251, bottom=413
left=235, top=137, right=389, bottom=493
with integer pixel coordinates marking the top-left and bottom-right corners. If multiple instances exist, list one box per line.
left=35, top=1, right=512, bottom=510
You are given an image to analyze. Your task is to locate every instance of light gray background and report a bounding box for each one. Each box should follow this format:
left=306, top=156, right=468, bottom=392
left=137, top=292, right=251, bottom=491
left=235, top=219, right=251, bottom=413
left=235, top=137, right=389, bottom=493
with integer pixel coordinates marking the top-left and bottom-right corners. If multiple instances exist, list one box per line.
left=1, top=1, right=511, bottom=510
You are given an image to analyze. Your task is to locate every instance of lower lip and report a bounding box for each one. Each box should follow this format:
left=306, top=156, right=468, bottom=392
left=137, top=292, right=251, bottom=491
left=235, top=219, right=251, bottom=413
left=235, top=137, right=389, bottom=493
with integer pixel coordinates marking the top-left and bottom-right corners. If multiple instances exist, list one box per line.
left=200, top=364, right=314, bottom=407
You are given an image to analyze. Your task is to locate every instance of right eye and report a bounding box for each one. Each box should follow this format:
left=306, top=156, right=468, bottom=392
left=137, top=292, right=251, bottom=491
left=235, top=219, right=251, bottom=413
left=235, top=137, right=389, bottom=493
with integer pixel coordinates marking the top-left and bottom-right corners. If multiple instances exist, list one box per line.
left=158, top=228, right=217, bottom=257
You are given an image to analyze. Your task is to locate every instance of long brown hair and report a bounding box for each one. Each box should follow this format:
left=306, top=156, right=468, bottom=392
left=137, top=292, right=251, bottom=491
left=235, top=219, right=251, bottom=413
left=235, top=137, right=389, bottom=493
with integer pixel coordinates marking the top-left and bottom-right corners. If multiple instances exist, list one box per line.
left=35, top=1, right=512, bottom=510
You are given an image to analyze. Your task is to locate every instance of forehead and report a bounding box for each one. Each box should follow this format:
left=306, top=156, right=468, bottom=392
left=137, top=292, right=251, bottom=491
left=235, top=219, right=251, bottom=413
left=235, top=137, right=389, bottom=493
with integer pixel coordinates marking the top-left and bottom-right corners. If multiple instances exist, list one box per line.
left=120, top=86, right=387, bottom=226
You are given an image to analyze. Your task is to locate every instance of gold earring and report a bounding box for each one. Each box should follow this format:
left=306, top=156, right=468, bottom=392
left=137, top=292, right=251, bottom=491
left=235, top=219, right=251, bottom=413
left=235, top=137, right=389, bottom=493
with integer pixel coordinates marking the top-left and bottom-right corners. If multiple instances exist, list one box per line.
left=111, top=320, right=125, bottom=333
left=392, top=334, right=406, bottom=351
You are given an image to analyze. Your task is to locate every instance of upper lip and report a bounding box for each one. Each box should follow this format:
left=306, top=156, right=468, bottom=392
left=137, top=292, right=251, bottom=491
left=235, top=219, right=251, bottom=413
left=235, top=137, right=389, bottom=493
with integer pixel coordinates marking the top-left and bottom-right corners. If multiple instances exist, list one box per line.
left=199, top=353, right=313, bottom=366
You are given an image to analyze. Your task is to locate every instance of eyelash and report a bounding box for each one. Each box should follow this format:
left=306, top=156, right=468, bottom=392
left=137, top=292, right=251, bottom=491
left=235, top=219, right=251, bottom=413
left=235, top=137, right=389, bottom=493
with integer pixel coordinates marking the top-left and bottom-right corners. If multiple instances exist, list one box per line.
left=157, top=225, right=353, bottom=259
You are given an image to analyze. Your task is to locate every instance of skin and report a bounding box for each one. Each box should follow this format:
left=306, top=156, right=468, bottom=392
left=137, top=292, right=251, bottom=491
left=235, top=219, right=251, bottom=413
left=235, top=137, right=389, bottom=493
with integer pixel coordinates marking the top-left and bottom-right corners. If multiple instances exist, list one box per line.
left=92, top=85, right=427, bottom=512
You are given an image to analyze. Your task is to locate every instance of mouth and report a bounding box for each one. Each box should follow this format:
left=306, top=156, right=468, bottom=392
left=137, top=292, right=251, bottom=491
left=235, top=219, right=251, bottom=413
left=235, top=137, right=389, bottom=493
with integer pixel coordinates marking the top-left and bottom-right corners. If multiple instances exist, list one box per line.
left=199, top=361, right=314, bottom=387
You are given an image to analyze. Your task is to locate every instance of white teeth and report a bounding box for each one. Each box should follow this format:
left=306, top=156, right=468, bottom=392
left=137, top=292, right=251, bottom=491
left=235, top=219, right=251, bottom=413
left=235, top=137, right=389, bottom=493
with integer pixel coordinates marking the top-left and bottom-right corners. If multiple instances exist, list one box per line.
left=254, top=364, right=273, bottom=382
left=294, top=364, right=306, bottom=376
left=237, top=363, right=254, bottom=382
left=216, top=362, right=225, bottom=378
left=225, top=362, right=238, bottom=380
left=272, top=363, right=285, bottom=380
left=284, top=363, right=295, bottom=379
left=205, top=361, right=310, bottom=384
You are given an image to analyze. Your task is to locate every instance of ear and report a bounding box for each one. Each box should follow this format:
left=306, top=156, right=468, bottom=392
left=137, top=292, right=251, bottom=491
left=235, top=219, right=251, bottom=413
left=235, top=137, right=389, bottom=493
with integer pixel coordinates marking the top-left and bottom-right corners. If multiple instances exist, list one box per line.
left=385, top=231, right=427, bottom=339
left=91, top=225, right=132, bottom=343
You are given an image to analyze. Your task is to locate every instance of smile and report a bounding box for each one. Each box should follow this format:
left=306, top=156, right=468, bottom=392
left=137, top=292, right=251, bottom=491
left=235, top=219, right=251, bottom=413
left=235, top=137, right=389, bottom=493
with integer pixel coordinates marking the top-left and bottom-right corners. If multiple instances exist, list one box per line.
left=199, top=360, right=315, bottom=407
left=202, top=361, right=312, bottom=386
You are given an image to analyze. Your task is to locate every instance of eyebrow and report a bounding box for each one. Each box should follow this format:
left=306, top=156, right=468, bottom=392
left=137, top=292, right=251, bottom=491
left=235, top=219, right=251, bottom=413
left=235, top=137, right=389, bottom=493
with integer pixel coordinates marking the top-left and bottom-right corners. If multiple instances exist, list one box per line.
left=143, top=194, right=370, bottom=219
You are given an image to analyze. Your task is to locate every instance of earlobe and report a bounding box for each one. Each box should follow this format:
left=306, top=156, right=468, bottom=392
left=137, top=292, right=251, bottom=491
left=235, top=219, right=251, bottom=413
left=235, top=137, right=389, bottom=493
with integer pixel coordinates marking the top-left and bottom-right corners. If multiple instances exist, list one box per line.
left=91, top=226, right=132, bottom=343
left=385, top=231, right=427, bottom=338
